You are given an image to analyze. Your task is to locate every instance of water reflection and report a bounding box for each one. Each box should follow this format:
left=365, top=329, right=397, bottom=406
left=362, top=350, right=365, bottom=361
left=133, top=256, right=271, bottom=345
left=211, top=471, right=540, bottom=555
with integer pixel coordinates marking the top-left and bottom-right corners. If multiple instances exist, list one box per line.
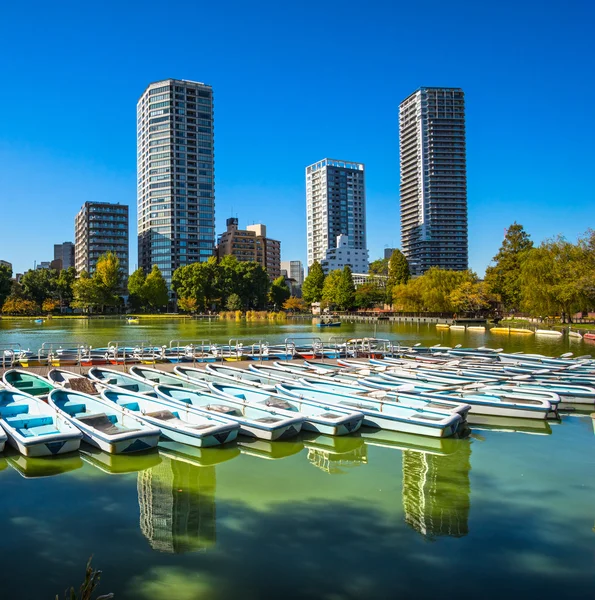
left=80, top=446, right=162, bottom=474
left=402, top=440, right=471, bottom=539
left=467, top=414, right=553, bottom=436
left=137, top=455, right=216, bottom=554
left=360, top=428, right=460, bottom=456
left=238, top=438, right=304, bottom=460
left=0, top=456, right=7, bottom=472
left=5, top=449, right=83, bottom=478
left=303, top=434, right=368, bottom=474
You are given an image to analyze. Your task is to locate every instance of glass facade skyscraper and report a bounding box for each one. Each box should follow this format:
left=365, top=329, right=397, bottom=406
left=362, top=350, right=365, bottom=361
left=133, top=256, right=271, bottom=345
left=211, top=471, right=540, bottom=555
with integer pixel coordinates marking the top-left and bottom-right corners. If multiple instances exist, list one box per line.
left=399, top=87, right=468, bottom=276
left=137, top=79, right=215, bottom=286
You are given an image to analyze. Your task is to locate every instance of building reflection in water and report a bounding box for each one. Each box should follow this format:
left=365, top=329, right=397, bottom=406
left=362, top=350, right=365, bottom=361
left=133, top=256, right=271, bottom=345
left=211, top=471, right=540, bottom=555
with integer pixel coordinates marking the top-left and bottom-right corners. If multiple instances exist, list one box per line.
left=305, top=435, right=368, bottom=474
left=402, top=440, right=471, bottom=539
left=137, top=456, right=216, bottom=553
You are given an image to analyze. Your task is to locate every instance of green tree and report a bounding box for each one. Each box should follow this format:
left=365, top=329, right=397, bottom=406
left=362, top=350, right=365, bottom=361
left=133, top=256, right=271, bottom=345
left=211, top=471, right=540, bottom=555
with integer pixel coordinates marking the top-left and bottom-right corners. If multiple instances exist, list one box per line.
left=302, top=261, right=325, bottom=304
left=484, top=222, right=533, bottom=311
left=20, top=268, right=57, bottom=305
left=335, top=266, right=356, bottom=310
left=269, top=276, right=291, bottom=308
left=56, top=267, right=77, bottom=310
left=236, top=262, right=270, bottom=309
left=173, top=257, right=220, bottom=311
left=321, top=269, right=342, bottom=306
left=127, top=268, right=146, bottom=311
left=143, top=265, right=169, bottom=311
left=450, top=281, right=497, bottom=314
left=369, top=257, right=389, bottom=276
left=0, top=263, right=12, bottom=308
left=93, top=252, right=123, bottom=309
left=226, top=293, right=243, bottom=311
left=71, top=271, right=100, bottom=313
left=355, top=282, right=386, bottom=309
left=520, top=236, right=593, bottom=322
left=386, top=250, right=410, bottom=304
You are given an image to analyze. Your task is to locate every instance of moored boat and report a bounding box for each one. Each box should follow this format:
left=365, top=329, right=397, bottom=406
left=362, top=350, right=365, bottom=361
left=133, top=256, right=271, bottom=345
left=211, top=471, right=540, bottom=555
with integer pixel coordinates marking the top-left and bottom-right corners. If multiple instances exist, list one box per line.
left=101, top=388, right=239, bottom=447
left=205, top=364, right=277, bottom=391
left=48, top=389, right=161, bottom=454
left=0, top=389, right=82, bottom=457
left=2, top=369, right=55, bottom=400
left=87, top=366, right=157, bottom=396
left=154, top=385, right=304, bottom=440
left=276, top=384, right=463, bottom=438
left=128, top=365, right=199, bottom=389
left=210, top=382, right=364, bottom=436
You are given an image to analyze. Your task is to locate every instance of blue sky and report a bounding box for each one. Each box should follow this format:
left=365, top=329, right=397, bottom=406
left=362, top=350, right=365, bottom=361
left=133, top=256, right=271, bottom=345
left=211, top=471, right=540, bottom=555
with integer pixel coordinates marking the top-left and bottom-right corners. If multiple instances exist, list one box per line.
left=0, top=0, right=593, bottom=276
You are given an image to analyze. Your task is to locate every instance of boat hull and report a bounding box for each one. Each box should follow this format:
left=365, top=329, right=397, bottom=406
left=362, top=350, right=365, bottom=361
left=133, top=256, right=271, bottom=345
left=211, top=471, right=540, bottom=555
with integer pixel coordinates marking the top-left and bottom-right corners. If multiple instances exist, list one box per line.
left=4, top=433, right=81, bottom=458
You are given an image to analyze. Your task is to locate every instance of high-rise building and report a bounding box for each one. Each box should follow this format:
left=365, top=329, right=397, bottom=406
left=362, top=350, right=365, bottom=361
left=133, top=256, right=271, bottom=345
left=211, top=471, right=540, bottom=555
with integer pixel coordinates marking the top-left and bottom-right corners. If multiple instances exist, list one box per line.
left=280, top=260, right=304, bottom=287
left=305, top=158, right=368, bottom=272
left=216, top=219, right=281, bottom=280
left=54, top=242, right=75, bottom=270
left=320, top=234, right=369, bottom=274
left=384, top=248, right=396, bottom=260
left=137, top=78, right=215, bottom=287
left=399, top=87, right=468, bottom=276
left=74, top=202, right=129, bottom=276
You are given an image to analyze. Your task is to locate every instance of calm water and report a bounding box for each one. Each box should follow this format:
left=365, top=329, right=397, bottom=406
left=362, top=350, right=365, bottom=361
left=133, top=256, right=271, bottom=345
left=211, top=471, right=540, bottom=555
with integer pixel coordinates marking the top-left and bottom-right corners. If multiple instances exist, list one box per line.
left=1, top=319, right=595, bottom=599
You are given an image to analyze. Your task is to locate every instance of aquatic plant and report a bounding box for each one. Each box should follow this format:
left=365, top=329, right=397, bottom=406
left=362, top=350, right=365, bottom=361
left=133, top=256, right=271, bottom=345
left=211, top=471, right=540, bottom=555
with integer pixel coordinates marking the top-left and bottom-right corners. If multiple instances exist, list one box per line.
left=56, top=557, right=114, bottom=600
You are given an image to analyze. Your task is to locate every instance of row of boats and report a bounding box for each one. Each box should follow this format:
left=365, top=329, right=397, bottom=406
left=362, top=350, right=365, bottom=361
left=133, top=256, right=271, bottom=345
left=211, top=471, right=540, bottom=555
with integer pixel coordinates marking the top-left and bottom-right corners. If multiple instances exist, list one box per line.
left=1, top=340, right=377, bottom=368
left=437, top=324, right=593, bottom=339
left=0, top=346, right=593, bottom=459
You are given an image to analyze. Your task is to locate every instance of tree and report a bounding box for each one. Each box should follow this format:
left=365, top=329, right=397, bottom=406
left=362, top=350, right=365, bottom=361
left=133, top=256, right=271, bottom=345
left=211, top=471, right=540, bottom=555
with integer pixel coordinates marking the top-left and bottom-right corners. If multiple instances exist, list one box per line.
left=20, top=268, right=57, bottom=306
left=56, top=267, right=76, bottom=310
left=369, top=257, right=389, bottom=276
left=450, top=282, right=497, bottom=314
left=143, top=265, right=169, bottom=311
left=42, top=298, right=60, bottom=313
left=302, top=261, right=325, bottom=304
left=226, top=293, right=243, bottom=311
left=321, top=269, right=342, bottom=306
left=283, top=297, right=306, bottom=312
left=355, top=283, right=386, bottom=309
left=520, top=236, right=593, bottom=322
left=269, top=276, right=291, bottom=308
left=127, top=268, right=146, bottom=311
left=1, top=297, right=38, bottom=315
left=172, top=257, right=221, bottom=311
left=335, top=266, right=356, bottom=310
left=484, top=223, right=533, bottom=311
left=177, top=296, right=198, bottom=313
left=0, top=263, right=12, bottom=308
left=93, top=252, right=123, bottom=309
left=236, top=261, right=270, bottom=309
left=71, top=271, right=100, bottom=313
left=386, top=250, right=410, bottom=304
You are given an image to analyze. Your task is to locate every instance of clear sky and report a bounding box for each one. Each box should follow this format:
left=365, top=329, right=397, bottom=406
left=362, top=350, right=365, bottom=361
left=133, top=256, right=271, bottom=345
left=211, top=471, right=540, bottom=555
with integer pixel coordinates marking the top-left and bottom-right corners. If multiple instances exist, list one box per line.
left=0, top=0, right=593, bottom=276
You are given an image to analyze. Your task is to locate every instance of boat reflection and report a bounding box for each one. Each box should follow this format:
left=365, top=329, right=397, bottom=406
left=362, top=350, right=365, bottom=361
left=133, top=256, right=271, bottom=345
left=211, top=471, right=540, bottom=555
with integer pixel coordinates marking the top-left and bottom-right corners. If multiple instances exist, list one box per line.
left=0, top=457, right=7, bottom=472
left=360, top=428, right=461, bottom=456
left=467, top=414, right=553, bottom=436
left=80, top=446, right=162, bottom=474
left=137, top=454, right=217, bottom=554
left=159, top=441, right=240, bottom=466
left=303, top=433, right=368, bottom=474
left=238, top=438, right=304, bottom=461
left=401, top=438, right=472, bottom=539
left=5, top=449, right=84, bottom=479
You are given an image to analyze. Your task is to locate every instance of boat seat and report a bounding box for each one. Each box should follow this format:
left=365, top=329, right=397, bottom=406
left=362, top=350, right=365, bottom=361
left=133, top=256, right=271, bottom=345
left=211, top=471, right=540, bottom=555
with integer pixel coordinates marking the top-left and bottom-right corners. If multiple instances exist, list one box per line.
left=6, top=415, right=54, bottom=429
left=254, top=416, right=282, bottom=423
left=78, top=413, right=140, bottom=435
left=319, top=412, right=343, bottom=420
left=61, top=402, right=87, bottom=416
left=118, top=383, right=141, bottom=392
left=206, top=404, right=240, bottom=416
left=0, top=404, right=29, bottom=417
left=120, top=401, right=140, bottom=411
left=145, top=409, right=180, bottom=420
left=261, top=397, right=293, bottom=410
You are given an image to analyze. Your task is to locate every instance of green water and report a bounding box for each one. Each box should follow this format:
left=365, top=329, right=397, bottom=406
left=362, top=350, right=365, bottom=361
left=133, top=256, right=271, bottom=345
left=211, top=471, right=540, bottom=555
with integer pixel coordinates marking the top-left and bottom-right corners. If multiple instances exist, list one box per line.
left=1, top=319, right=595, bottom=599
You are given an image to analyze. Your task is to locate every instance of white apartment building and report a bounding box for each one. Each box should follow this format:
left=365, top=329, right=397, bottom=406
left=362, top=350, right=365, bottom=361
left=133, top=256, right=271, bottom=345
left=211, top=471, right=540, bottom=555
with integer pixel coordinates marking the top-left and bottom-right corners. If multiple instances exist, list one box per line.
left=320, top=234, right=369, bottom=274
left=305, top=158, right=368, bottom=271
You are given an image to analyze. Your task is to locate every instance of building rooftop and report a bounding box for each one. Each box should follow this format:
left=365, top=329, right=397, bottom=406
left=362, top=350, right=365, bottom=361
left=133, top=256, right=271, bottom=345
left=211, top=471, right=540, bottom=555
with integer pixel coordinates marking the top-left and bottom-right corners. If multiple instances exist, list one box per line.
left=306, top=158, right=364, bottom=172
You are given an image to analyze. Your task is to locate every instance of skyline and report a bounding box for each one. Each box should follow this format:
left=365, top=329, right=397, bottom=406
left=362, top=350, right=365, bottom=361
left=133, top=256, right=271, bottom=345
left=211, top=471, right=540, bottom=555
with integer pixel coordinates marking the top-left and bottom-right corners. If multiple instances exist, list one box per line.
left=1, top=0, right=593, bottom=276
